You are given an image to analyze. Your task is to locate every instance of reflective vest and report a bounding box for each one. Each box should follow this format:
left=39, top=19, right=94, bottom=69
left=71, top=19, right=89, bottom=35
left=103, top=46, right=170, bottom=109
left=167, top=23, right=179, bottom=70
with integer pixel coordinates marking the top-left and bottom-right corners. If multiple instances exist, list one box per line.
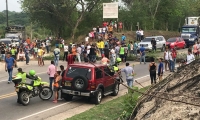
left=119, top=47, right=125, bottom=55
left=16, top=72, right=27, bottom=83
left=11, top=49, right=16, bottom=55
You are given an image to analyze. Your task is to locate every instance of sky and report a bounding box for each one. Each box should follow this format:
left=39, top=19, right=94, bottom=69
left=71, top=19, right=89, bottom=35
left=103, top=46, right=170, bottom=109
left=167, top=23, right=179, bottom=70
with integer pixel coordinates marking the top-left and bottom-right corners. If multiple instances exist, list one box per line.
left=0, top=0, right=22, bottom=12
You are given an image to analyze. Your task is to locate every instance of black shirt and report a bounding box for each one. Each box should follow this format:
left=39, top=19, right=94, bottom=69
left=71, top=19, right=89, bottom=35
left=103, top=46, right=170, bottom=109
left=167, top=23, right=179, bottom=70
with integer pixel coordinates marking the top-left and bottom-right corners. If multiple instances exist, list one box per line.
left=89, top=48, right=96, bottom=55
left=151, top=40, right=156, bottom=46
left=0, top=48, right=5, bottom=54
left=103, top=48, right=109, bottom=56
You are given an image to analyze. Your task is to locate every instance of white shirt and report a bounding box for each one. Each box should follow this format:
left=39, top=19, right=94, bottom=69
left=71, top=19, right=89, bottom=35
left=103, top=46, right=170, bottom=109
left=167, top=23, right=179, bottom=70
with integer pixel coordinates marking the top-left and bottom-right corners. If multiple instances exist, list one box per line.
left=187, top=54, right=195, bottom=64
left=77, top=47, right=82, bottom=54
left=87, top=45, right=91, bottom=54
left=64, top=45, right=68, bottom=52
left=165, top=51, right=172, bottom=60
left=102, top=27, right=106, bottom=33
left=139, top=30, right=144, bottom=35
left=93, top=28, right=96, bottom=33
left=85, top=37, right=89, bottom=42
left=99, top=28, right=102, bottom=33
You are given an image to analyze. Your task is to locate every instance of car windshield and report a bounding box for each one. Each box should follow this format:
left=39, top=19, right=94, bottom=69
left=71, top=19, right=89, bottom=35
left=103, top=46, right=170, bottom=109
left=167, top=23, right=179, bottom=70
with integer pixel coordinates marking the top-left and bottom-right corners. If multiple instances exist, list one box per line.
left=167, top=38, right=176, bottom=42
left=182, top=27, right=196, bottom=33
left=142, top=38, right=154, bottom=42
left=66, top=67, right=91, bottom=80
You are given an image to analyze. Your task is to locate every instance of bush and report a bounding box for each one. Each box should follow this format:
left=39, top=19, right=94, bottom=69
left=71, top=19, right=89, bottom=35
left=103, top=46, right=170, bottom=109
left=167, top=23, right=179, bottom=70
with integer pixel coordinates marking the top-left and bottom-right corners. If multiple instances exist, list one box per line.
left=119, top=87, right=140, bottom=119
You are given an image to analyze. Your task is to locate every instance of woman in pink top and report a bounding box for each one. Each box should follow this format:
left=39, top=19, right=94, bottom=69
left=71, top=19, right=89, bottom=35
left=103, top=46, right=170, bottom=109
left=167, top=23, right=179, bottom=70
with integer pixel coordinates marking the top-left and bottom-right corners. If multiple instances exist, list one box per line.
left=47, top=61, right=56, bottom=90
left=101, top=55, right=110, bottom=65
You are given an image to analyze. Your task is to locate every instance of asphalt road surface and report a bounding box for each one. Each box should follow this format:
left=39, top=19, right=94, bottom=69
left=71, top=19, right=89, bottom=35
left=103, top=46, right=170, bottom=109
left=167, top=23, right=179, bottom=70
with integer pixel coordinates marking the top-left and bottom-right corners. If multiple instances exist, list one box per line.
left=0, top=48, right=188, bottom=120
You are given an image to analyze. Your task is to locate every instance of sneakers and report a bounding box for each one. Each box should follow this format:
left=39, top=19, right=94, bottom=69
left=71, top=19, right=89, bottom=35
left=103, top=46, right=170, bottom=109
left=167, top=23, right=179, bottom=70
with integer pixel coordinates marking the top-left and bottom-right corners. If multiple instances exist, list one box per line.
left=7, top=81, right=11, bottom=84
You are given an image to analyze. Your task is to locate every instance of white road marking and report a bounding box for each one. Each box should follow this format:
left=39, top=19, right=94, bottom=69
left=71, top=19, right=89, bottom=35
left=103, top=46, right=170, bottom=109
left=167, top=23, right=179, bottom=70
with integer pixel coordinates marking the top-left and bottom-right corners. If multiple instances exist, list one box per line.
left=17, top=102, right=72, bottom=120
left=0, top=72, right=47, bottom=83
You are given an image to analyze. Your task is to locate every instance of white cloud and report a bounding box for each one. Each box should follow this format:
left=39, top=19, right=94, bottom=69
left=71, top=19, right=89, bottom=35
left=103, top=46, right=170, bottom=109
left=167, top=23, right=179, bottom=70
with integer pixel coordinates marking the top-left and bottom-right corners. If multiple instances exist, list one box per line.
left=0, top=0, right=22, bottom=12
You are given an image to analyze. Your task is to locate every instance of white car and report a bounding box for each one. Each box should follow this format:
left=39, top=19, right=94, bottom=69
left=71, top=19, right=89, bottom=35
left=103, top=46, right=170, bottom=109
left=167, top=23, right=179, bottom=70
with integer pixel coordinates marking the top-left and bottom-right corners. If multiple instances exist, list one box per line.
left=138, top=36, right=166, bottom=51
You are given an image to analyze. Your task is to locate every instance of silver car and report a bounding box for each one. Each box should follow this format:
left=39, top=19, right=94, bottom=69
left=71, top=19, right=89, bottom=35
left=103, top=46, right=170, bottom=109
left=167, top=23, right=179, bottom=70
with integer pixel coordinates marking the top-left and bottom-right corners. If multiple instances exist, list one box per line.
left=138, top=36, right=166, bottom=51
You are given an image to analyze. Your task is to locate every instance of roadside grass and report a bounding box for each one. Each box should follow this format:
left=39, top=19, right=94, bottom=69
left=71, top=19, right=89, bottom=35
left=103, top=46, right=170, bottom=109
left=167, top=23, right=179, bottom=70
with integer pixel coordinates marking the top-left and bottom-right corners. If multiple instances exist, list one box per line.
left=67, top=87, right=149, bottom=120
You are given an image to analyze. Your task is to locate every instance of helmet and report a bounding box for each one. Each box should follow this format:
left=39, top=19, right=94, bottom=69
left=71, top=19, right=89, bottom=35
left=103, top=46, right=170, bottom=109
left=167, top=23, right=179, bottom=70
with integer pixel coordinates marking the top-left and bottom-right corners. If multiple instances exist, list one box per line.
left=113, top=66, right=119, bottom=71
left=29, top=70, right=36, bottom=76
left=116, top=58, right=121, bottom=62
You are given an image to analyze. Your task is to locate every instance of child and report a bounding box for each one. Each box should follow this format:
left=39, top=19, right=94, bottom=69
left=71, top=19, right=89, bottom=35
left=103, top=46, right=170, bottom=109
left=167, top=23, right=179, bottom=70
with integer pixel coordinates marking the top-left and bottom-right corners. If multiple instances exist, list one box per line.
left=158, top=58, right=164, bottom=81
left=53, top=71, right=62, bottom=103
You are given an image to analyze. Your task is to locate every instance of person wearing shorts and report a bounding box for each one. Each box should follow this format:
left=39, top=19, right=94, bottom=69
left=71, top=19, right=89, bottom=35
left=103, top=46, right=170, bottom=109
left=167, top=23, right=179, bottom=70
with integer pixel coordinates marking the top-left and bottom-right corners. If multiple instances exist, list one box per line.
left=53, top=71, right=62, bottom=103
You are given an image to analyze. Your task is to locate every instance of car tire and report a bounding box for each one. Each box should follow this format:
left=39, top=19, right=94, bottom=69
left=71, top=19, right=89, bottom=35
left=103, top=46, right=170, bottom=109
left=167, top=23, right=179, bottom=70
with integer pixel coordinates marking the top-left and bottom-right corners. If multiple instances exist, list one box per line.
left=72, top=76, right=88, bottom=91
left=111, top=83, right=119, bottom=96
left=93, top=89, right=102, bottom=105
left=62, top=93, right=73, bottom=101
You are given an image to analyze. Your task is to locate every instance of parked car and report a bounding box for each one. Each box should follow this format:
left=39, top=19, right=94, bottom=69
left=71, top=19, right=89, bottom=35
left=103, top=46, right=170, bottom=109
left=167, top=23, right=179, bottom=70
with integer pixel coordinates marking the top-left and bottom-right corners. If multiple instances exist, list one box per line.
left=137, top=36, right=166, bottom=51
left=166, top=37, right=186, bottom=49
left=61, top=63, right=120, bottom=104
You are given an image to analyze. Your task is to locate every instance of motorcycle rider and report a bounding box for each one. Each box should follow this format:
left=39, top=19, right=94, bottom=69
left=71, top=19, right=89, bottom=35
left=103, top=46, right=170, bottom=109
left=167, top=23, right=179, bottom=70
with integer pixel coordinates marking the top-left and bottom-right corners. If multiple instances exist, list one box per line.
left=13, top=69, right=39, bottom=104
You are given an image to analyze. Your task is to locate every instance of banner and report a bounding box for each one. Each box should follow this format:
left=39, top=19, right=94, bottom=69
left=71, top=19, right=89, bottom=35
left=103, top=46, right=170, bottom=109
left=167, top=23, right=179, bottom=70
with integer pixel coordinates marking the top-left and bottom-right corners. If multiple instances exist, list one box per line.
left=103, top=3, right=118, bottom=19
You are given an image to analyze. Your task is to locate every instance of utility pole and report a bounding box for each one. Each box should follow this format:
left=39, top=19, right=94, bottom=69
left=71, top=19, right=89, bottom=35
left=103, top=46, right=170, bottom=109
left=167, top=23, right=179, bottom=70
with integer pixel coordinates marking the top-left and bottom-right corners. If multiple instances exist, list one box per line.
left=6, top=0, right=9, bottom=27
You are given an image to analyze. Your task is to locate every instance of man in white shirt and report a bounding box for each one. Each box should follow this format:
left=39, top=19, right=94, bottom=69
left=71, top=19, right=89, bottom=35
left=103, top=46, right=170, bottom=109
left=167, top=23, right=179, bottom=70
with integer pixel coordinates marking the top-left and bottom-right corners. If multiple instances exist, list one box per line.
left=139, top=29, right=144, bottom=40
left=186, top=49, right=195, bottom=64
left=164, top=47, right=173, bottom=71
left=87, top=44, right=91, bottom=55
left=63, top=43, right=68, bottom=61
left=46, top=39, right=50, bottom=53
left=76, top=44, right=82, bottom=63
left=136, top=30, right=141, bottom=41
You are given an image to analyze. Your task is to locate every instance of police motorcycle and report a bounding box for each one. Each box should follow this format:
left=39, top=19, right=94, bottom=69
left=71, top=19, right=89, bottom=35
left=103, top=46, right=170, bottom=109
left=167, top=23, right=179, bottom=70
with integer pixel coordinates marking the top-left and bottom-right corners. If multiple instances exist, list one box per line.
left=12, top=70, right=53, bottom=106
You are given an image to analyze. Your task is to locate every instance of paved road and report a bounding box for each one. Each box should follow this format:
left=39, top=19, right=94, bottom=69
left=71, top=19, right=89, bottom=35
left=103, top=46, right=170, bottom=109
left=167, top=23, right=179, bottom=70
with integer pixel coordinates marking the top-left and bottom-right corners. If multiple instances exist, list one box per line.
left=0, top=48, right=187, bottom=120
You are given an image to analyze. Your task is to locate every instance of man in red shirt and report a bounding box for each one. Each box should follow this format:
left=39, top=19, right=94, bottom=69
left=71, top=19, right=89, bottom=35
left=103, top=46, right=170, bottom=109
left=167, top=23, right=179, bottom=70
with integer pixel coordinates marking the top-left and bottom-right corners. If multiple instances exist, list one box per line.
left=67, top=53, right=75, bottom=65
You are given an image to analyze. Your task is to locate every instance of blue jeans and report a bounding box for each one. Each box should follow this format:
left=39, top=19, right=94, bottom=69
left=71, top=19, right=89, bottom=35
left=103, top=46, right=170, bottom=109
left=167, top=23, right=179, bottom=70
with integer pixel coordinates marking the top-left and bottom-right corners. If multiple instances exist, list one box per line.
left=1, top=54, right=5, bottom=61
left=49, top=77, right=54, bottom=90
left=8, top=69, right=13, bottom=82
left=133, top=49, right=137, bottom=56
left=172, top=58, right=176, bottom=71
left=169, top=60, right=174, bottom=71
left=54, top=56, right=59, bottom=66
left=25, top=53, right=29, bottom=64
left=140, top=55, right=146, bottom=64
left=46, top=46, right=50, bottom=53
left=126, top=78, right=133, bottom=87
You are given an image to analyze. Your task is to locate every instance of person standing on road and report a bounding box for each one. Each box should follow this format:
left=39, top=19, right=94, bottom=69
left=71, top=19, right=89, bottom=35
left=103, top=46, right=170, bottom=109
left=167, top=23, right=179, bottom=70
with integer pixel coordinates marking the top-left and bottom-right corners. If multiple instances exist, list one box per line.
left=149, top=57, right=157, bottom=85
left=5, top=52, right=17, bottom=84
left=121, top=62, right=134, bottom=88
left=133, top=41, right=138, bottom=56
left=158, top=58, right=164, bottom=81
left=53, top=46, right=60, bottom=67
left=1, top=43, right=6, bottom=61
left=37, top=46, right=44, bottom=66
left=24, top=46, right=30, bottom=65
left=63, top=43, right=68, bottom=61
left=53, top=71, right=62, bottom=103
left=139, top=45, right=146, bottom=64
left=186, top=49, right=195, bottom=64
left=164, top=47, right=172, bottom=71
left=47, top=61, right=56, bottom=90
left=151, top=38, right=156, bottom=52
